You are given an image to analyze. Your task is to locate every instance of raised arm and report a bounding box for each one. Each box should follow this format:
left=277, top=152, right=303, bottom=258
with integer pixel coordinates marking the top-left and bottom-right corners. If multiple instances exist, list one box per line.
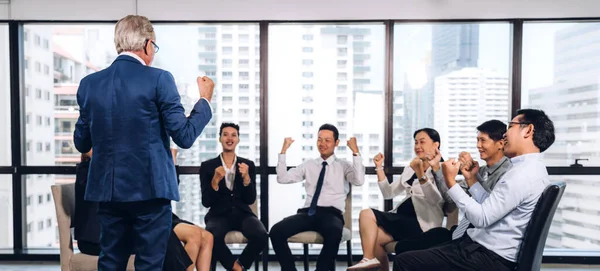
left=344, top=137, right=365, bottom=186
left=200, top=162, right=225, bottom=208
left=377, top=157, right=411, bottom=200
left=157, top=73, right=214, bottom=149
left=443, top=159, right=528, bottom=228
left=239, top=161, right=257, bottom=204
left=276, top=137, right=305, bottom=184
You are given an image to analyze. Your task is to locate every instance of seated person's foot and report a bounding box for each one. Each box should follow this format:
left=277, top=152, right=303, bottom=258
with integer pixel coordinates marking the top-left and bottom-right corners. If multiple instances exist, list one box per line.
left=346, top=258, right=381, bottom=270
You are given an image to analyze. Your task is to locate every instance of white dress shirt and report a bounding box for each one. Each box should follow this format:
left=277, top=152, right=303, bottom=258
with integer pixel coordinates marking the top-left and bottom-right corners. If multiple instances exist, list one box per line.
left=276, top=154, right=365, bottom=213
left=220, top=154, right=237, bottom=191
left=447, top=153, right=550, bottom=262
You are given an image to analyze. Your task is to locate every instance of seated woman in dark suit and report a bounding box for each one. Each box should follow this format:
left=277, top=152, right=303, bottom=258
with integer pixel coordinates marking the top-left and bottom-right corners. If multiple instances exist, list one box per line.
left=170, top=146, right=214, bottom=271
left=73, top=149, right=214, bottom=271
left=200, top=123, right=268, bottom=271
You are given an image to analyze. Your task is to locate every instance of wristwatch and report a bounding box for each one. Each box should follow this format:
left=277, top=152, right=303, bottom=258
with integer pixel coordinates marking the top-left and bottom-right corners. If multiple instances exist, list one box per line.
left=353, top=152, right=360, bottom=156
left=419, top=175, right=428, bottom=182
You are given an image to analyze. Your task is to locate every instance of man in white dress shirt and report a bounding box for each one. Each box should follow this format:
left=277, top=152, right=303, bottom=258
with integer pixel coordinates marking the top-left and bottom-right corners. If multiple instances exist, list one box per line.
left=270, top=124, right=365, bottom=271
left=394, top=109, right=555, bottom=271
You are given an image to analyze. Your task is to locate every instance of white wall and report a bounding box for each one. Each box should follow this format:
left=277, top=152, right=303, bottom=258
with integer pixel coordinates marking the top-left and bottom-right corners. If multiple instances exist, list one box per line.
left=2, top=0, right=600, bottom=21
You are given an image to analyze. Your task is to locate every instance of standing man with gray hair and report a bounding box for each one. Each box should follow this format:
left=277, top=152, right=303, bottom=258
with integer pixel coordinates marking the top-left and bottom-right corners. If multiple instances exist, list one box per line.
left=74, top=15, right=215, bottom=270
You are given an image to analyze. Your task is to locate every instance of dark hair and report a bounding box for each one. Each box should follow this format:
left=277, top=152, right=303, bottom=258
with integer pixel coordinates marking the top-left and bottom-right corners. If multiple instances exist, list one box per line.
left=219, top=122, right=240, bottom=136
left=318, top=124, right=339, bottom=141
left=516, top=109, right=555, bottom=152
left=477, top=120, right=507, bottom=141
left=413, top=128, right=441, bottom=149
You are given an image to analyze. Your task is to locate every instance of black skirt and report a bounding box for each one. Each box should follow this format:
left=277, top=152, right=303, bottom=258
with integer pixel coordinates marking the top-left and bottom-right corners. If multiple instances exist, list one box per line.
left=172, top=213, right=194, bottom=228
left=163, top=213, right=194, bottom=271
left=371, top=198, right=423, bottom=241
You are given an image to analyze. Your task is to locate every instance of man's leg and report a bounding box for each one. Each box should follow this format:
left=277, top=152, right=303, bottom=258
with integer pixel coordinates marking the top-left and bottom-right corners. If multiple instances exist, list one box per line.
left=205, top=216, right=236, bottom=270
left=394, top=236, right=515, bottom=271
left=314, top=210, right=343, bottom=271
left=237, top=215, right=269, bottom=269
left=97, top=202, right=134, bottom=271
left=131, top=199, right=172, bottom=271
left=394, top=227, right=451, bottom=254
left=270, top=213, right=314, bottom=271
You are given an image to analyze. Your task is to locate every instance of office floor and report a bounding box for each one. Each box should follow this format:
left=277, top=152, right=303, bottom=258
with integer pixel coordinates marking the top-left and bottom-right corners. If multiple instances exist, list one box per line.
left=0, top=262, right=599, bottom=271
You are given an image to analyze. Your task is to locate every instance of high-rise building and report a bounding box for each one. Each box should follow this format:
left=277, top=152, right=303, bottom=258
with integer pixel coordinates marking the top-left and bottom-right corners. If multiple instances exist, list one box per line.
left=0, top=26, right=13, bottom=249
left=172, top=25, right=262, bottom=227
left=268, top=25, right=384, bottom=250
left=433, top=67, right=509, bottom=160
left=23, top=25, right=58, bottom=248
left=403, top=24, right=480, bottom=146
left=529, top=23, right=600, bottom=249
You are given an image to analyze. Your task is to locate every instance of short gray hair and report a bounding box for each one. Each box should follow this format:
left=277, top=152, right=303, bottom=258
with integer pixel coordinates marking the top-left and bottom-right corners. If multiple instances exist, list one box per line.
left=114, top=15, right=155, bottom=54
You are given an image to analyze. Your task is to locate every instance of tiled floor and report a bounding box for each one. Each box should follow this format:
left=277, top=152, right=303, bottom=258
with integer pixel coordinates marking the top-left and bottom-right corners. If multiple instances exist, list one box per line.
left=0, top=262, right=599, bottom=271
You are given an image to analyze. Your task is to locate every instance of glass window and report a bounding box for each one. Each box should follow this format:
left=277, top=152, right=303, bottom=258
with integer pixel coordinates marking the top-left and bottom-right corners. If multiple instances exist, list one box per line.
left=25, top=174, right=62, bottom=248
left=392, top=23, right=512, bottom=166
left=0, top=25, right=10, bottom=166
left=522, top=22, right=600, bottom=167
left=24, top=23, right=259, bottom=165
left=268, top=23, right=384, bottom=254
left=541, top=175, right=600, bottom=251
left=23, top=24, right=261, bottom=247
left=0, top=175, right=13, bottom=249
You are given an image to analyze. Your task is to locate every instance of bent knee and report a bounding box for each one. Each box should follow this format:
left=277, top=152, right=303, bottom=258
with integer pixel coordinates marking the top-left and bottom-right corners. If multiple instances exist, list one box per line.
left=202, top=230, right=214, bottom=244
left=359, top=208, right=375, bottom=221
left=185, top=228, right=205, bottom=245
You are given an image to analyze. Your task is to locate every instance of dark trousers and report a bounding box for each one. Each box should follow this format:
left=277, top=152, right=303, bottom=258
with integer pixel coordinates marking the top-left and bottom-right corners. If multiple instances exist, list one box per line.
left=97, top=199, right=172, bottom=271
left=394, top=226, right=454, bottom=254
left=77, top=240, right=101, bottom=256
left=270, top=207, right=344, bottom=271
left=393, top=235, right=516, bottom=271
left=205, top=209, right=268, bottom=270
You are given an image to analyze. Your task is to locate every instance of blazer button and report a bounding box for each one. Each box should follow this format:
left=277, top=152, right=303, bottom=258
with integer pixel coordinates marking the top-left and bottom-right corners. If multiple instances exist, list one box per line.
left=231, top=193, right=234, bottom=197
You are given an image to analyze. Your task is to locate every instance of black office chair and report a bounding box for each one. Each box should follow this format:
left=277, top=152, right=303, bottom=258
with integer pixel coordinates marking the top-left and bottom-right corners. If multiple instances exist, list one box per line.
left=515, top=181, right=566, bottom=271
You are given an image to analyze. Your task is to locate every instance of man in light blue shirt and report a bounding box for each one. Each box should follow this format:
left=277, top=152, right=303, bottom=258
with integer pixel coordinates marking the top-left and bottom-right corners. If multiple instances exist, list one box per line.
left=394, top=109, right=555, bottom=271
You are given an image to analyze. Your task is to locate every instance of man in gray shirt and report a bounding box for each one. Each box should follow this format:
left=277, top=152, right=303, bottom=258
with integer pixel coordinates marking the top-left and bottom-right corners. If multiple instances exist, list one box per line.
left=392, top=120, right=511, bottom=256
left=394, top=109, right=555, bottom=271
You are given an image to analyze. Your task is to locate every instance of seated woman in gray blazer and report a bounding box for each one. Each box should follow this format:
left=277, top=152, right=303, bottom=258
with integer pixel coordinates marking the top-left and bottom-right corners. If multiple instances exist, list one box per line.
left=348, top=128, right=446, bottom=271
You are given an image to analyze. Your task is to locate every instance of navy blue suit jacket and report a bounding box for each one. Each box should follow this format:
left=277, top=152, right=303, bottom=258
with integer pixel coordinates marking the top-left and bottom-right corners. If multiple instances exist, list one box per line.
left=74, top=55, right=212, bottom=202
left=200, top=156, right=257, bottom=221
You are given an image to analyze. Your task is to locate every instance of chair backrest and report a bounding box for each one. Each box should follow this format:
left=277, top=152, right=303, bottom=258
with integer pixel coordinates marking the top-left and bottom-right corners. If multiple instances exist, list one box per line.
left=344, top=186, right=352, bottom=231
left=51, top=183, right=77, bottom=271
left=250, top=200, right=258, bottom=216
left=515, top=182, right=566, bottom=271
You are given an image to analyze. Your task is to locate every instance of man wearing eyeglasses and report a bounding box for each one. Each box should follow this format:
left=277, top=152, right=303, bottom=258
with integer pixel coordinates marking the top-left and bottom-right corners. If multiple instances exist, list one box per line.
left=393, top=109, right=555, bottom=271
left=74, top=15, right=215, bottom=271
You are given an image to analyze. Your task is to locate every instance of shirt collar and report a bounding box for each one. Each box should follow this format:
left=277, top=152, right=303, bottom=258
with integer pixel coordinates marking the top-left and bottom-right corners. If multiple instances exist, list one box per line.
left=318, top=154, right=336, bottom=165
left=510, top=152, right=543, bottom=165
left=220, top=153, right=237, bottom=171
left=119, top=52, right=146, bottom=66
left=485, top=156, right=509, bottom=173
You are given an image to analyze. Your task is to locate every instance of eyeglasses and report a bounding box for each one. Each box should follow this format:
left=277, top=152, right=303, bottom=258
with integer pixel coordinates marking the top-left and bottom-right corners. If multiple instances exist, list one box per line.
left=144, top=39, right=159, bottom=54
left=507, top=121, right=531, bottom=130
